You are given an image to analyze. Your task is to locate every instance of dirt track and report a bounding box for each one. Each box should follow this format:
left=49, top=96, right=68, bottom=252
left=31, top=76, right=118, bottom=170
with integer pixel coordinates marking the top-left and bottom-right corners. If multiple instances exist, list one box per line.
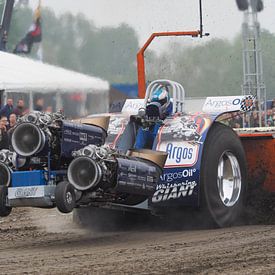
left=0, top=208, right=274, bottom=274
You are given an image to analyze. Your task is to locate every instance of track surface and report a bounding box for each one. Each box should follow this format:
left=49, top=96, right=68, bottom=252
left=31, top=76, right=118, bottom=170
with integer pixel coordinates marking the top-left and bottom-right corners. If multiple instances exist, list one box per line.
left=0, top=208, right=274, bottom=274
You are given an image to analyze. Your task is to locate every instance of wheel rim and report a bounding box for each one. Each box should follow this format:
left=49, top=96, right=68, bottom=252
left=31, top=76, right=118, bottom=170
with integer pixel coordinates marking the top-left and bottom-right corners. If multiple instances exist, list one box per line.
left=66, top=191, right=73, bottom=205
left=217, top=151, right=242, bottom=207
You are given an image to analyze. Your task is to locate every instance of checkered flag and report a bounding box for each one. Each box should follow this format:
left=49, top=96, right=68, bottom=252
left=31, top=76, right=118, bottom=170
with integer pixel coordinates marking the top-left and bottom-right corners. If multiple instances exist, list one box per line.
left=240, top=95, right=256, bottom=112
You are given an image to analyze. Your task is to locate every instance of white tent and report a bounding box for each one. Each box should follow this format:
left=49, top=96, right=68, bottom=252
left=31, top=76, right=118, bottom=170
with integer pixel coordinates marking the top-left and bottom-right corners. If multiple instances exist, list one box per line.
left=0, top=51, right=109, bottom=91
left=0, top=51, right=109, bottom=115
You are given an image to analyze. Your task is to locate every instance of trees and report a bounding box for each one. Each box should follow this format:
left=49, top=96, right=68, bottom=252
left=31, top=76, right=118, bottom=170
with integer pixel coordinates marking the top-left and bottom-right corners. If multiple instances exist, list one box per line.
left=2, top=4, right=275, bottom=98
left=147, top=34, right=275, bottom=99
left=6, top=6, right=139, bottom=84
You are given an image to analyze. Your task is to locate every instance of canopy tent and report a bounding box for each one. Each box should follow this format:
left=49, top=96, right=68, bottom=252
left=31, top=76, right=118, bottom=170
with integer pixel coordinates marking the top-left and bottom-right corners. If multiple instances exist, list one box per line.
left=0, top=51, right=109, bottom=116
left=0, top=51, right=109, bottom=91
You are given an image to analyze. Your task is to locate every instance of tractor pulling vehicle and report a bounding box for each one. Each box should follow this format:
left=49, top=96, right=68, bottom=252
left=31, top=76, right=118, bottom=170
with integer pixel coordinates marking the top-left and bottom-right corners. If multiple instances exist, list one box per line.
left=0, top=0, right=273, bottom=228
left=0, top=79, right=274, bottom=228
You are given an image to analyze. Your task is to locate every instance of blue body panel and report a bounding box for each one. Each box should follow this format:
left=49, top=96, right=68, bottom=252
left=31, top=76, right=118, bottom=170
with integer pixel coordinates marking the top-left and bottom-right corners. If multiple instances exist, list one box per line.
left=147, top=113, right=218, bottom=209
left=12, top=170, right=47, bottom=187
left=61, top=121, right=106, bottom=158
left=11, top=170, right=66, bottom=187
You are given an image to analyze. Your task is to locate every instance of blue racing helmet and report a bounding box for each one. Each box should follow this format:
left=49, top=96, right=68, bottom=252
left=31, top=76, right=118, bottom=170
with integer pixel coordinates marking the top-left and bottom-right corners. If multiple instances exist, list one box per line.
left=148, top=86, right=172, bottom=118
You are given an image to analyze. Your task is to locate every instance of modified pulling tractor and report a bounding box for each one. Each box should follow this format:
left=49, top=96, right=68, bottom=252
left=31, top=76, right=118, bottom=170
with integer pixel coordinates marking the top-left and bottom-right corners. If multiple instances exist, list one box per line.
left=0, top=79, right=274, bottom=228
left=0, top=0, right=274, bottom=228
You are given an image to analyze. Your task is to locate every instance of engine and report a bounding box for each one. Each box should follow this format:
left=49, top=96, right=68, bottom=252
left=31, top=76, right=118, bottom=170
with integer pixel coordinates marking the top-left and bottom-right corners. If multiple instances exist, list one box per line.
left=67, top=144, right=167, bottom=205
left=10, top=111, right=109, bottom=169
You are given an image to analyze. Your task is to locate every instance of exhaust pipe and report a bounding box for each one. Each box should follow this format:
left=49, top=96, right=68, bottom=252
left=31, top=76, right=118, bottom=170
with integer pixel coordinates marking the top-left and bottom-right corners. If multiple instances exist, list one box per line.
left=68, top=157, right=103, bottom=191
left=11, top=123, right=46, bottom=157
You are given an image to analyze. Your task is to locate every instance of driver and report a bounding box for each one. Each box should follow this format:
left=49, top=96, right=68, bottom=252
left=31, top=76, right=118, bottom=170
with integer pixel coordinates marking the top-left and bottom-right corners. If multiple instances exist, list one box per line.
left=134, top=86, right=172, bottom=149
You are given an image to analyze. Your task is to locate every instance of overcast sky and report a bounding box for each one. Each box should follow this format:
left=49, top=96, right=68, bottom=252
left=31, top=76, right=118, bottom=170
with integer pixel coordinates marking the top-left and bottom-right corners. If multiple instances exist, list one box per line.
left=29, top=0, right=275, bottom=52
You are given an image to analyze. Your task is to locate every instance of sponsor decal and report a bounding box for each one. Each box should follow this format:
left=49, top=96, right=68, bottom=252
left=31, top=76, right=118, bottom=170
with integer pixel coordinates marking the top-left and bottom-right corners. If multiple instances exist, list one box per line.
left=152, top=180, right=197, bottom=203
left=79, top=132, right=88, bottom=142
left=240, top=95, right=256, bottom=112
left=160, top=169, right=196, bottom=182
left=202, top=96, right=245, bottom=113
left=121, top=99, right=144, bottom=113
left=15, top=187, right=39, bottom=198
left=158, top=142, right=199, bottom=167
left=106, top=116, right=128, bottom=148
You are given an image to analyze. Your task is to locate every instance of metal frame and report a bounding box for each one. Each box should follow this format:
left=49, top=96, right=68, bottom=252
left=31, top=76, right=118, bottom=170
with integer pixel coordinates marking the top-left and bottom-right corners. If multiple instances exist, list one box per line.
left=241, top=0, right=267, bottom=126
left=137, top=31, right=200, bottom=99
left=144, top=79, right=185, bottom=114
left=136, top=0, right=208, bottom=99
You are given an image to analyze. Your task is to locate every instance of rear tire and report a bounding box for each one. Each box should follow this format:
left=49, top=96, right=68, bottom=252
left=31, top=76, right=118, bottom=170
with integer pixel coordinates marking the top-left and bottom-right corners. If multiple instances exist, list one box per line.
left=55, top=181, right=76, bottom=213
left=200, top=123, right=247, bottom=227
left=0, top=186, right=12, bottom=217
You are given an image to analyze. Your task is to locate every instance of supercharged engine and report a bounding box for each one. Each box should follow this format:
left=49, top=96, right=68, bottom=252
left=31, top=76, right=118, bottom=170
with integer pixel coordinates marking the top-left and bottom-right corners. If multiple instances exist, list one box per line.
left=66, top=145, right=167, bottom=208
left=10, top=111, right=109, bottom=169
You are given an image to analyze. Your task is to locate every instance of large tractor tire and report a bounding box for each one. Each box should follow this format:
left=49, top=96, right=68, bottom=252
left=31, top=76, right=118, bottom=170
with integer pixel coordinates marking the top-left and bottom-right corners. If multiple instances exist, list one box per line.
left=200, top=122, right=247, bottom=227
left=0, top=186, right=12, bottom=217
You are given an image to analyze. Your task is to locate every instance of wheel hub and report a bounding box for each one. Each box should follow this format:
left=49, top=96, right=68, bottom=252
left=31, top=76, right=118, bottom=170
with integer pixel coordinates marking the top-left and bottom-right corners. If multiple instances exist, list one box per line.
left=217, top=151, right=242, bottom=207
left=66, top=191, right=73, bottom=205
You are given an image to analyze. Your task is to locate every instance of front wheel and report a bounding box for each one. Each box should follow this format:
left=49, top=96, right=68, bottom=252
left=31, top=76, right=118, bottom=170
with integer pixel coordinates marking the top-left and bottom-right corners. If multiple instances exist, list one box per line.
left=200, top=123, right=247, bottom=227
left=55, top=181, right=76, bottom=213
left=0, top=186, right=12, bottom=217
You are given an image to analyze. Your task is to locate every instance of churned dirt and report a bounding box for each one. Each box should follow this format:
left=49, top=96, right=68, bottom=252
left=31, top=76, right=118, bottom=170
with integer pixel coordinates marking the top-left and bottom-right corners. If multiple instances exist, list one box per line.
left=0, top=207, right=274, bottom=274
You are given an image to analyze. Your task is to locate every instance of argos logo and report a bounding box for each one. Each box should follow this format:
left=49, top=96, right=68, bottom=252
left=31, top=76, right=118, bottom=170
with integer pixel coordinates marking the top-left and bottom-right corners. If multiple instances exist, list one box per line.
left=166, top=143, right=193, bottom=164
left=202, top=96, right=245, bottom=113
left=160, top=142, right=198, bottom=167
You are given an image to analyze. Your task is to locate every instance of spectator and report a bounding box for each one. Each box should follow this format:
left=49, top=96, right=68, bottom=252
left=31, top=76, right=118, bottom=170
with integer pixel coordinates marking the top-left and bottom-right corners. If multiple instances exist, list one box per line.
left=45, top=106, right=53, bottom=113
left=34, top=98, right=44, bottom=112
left=232, top=113, right=243, bottom=128
left=267, top=118, right=273, bottom=127
left=7, top=114, right=17, bottom=147
left=0, top=98, right=14, bottom=120
left=0, top=116, right=8, bottom=129
left=0, top=116, right=9, bottom=149
left=266, top=109, right=273, bottom=122
left=9, top=113, right=17, bottom=129
left=14, top=99, right=27, bottom=116
left=244, top=114, right=251, bottom=128
left=250, top=111, right=259, bottom=127
left=227, top=112, right=243, bottom=128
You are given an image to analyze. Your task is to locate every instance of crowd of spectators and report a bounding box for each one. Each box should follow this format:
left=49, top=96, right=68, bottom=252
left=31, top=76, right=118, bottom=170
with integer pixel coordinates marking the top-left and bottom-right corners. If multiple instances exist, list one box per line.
left=0, top=98, right=27, bottom=150
left=228, top=98, right=275, bottom=128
